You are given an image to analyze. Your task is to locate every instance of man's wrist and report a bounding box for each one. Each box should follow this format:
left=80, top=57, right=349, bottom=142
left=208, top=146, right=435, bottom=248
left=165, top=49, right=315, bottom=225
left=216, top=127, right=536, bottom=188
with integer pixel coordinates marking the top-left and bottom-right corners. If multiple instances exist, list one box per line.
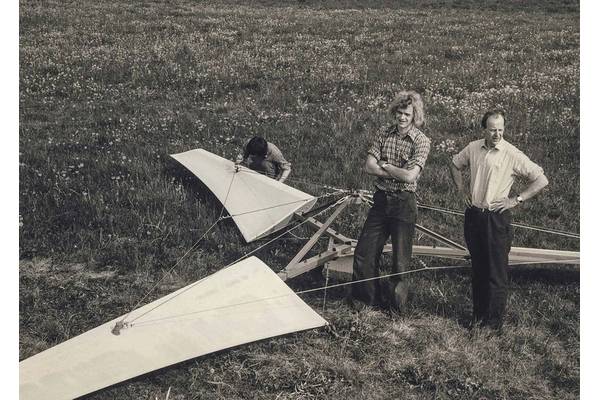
left=379, top=163, right=389, bottom=176
left=512, top=196, right=521, bottom=207
left=513, top=195, right=524, bottom=207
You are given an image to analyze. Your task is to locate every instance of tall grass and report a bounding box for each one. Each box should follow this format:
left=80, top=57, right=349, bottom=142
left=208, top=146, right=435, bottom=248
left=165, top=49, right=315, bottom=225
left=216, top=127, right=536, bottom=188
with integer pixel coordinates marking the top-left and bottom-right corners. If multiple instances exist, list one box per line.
left=19, top=0, right=579, bottom=398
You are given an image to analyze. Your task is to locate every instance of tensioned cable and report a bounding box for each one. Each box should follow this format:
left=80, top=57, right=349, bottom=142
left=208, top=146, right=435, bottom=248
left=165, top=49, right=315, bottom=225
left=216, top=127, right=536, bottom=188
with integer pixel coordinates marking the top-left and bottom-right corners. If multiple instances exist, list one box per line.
left=125, top=195, right=349, bottom=324
left=124, top=248, right=579, bottom=329
left=125, top=195, right=351, bottom=325
left=118, top=172, right=239, bottom=323
left=416, top=203, right=463, bottom=216
left=126, top=264, right=471, bottom=328
left=235, top=167, right=578, bottom=251
left=509, top=222, right=580, bottom=238
left=322, top=265, right=330, bottom=313
left=295, top=264, right=471, bottom=295
left=217, top=171, right=237, bottom=220
left=417, top=202, right=580, bottom=238
left=118, top=168, right=578, bottom=327
left=236, top=184, right=577, bottom=253
left=508, top=259, right=580, bottom=266
left=357, top=195, right=578, bottom=259
left=222, top=195, right=344, bottom=220
left=119, top=189, right=348, bottom=326
left=251, top=232, right=325, bottom=242
left=285, top=177, right=350, bottom=194
left=186, top=191, right=346, bottom=232
left=361, top=196, right=580, bottom=238
left=243, top=199, right=347, bottom=242
left=236, top=167, right=350, bottom=194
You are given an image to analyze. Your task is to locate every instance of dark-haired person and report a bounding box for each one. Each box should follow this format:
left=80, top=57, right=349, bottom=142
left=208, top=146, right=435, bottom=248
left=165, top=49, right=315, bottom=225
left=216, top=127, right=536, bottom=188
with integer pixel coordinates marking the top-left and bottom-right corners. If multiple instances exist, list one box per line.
left=449, top=110, right=548, bottom=333
left=235, top=136, right=291, bottom=182
left=347, top=91, right=431, bottom=312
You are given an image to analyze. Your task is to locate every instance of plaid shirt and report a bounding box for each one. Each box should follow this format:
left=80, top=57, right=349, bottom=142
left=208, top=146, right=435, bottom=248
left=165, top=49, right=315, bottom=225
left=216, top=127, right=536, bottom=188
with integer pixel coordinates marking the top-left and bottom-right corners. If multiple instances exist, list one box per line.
left=368, top=124, right=431, bottom=193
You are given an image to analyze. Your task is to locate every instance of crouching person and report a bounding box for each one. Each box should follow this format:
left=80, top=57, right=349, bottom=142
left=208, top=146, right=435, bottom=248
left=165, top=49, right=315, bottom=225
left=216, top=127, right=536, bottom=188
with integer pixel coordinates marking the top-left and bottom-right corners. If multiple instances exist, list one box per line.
left=235, top=136, right=291, bottom=183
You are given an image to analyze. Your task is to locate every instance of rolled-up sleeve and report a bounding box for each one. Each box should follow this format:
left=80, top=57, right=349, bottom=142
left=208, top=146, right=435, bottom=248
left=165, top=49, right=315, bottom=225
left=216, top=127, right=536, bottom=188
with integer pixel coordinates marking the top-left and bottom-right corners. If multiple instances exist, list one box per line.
left=512, top=151, right=544, bottom=181
left=367, top=127, right=386, bottom=160
left=268, top=144, right=291, bottom=171
left=406, top=135, right=431, bottom=170
left=452, top=144, right=471, bottom=170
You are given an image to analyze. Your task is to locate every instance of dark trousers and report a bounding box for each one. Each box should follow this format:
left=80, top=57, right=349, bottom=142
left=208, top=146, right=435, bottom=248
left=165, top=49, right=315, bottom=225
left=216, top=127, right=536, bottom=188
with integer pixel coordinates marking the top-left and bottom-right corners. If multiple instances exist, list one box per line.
left=464, top=207, right=513, bottom=329
left=350, top=190, right=417, bottom=308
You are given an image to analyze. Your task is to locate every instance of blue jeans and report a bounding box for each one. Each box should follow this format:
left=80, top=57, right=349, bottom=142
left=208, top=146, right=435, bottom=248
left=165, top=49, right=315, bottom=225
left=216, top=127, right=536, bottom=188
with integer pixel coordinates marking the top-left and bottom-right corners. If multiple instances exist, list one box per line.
left=350, top=190, right=417, bottom=308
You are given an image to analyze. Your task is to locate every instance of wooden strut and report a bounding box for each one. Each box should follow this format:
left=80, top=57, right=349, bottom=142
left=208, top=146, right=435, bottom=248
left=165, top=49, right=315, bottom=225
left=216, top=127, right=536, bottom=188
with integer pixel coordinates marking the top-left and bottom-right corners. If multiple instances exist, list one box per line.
left=279, top=192, right=472, bottom=281
left=414, top=224, right=467, bottom=251
left=279, top=192, right=466, bottom=281
left=278, top=196, right=352, bottom=281
left=278, top=192, right=580, bottom=282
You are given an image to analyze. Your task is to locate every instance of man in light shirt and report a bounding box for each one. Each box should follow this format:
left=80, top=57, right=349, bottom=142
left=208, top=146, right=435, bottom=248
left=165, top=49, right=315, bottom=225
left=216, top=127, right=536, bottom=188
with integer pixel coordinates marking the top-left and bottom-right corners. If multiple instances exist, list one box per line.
left=449, top=110, right=548, bottom=333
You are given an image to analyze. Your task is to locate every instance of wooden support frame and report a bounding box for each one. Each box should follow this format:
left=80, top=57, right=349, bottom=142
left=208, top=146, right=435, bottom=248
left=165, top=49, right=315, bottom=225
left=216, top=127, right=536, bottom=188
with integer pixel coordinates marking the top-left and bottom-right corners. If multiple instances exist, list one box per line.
left=278, top=243, right=354, bottom=281
left=278, top=196, right=352, bottom=281
left=296, top=216, right=354, bottom=245
left=278, top=191, right=580, bottom=282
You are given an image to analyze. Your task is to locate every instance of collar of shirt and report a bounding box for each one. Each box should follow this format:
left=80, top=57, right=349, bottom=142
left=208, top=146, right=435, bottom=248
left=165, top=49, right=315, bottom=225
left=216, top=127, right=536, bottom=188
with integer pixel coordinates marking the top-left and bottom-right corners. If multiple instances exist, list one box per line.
left=481, top=138, right=505, bottom=152
left=389, top=124, right=418, bottom=141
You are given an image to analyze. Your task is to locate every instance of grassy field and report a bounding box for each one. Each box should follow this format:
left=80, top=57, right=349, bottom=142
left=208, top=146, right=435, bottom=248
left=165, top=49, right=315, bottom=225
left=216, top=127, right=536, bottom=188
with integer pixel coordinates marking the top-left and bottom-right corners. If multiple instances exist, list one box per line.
left=19, top=0, right=580, bottom=399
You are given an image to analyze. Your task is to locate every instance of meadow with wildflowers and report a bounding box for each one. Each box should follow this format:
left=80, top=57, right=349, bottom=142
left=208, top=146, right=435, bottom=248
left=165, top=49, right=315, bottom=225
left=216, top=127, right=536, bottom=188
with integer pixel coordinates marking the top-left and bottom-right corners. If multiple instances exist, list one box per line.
left=20, top=1, right=579, bottom=399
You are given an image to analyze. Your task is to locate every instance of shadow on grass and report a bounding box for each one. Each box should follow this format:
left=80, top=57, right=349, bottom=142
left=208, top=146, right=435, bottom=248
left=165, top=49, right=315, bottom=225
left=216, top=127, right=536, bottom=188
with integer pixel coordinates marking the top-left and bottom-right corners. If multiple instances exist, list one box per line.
left=162, top=157, right=217, bottom=205
left=508, top=264, right=580, bottom=286
left=289, top=262, right=579, bottom=333
left=286, top=265, right=475, bottom=328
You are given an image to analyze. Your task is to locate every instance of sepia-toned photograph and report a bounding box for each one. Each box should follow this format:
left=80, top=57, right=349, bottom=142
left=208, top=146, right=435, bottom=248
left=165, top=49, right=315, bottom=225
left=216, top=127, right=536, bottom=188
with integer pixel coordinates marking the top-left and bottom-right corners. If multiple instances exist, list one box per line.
left=17, top=0, right=583, bottom=399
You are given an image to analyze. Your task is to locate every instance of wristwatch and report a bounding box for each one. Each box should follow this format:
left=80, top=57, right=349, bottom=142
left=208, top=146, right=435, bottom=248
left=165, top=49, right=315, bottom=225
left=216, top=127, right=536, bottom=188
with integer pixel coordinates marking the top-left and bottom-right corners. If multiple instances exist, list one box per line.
left=516, top=195, right=524, bottom=204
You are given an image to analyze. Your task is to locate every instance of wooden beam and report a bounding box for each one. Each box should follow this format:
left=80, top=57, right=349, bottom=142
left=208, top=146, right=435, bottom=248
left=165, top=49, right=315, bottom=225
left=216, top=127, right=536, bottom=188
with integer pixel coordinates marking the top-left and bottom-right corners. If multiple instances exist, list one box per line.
left=282, top=190, right=579, bottom=282
left=280, top=198, right=351, bottom=278
left=325, top=245, right=468, bottom=262
left=509, top=246, right=579, bottom=258
left=413, top=245, right=468, bottom=258
left=508, top=246, right=579, bottom=265
left=324, top=245, right=579, bottom=281
left=278, top=244, right=354, bottom=281
left=297, top=216, right=354, bottom=244
left=415, top=224, right=467, bottom=251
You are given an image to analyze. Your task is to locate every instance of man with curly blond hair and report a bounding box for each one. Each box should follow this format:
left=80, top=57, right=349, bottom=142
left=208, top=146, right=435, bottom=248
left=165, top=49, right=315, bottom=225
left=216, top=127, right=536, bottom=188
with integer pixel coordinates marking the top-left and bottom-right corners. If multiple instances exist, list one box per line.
left=347, top=91, right=431, bottom=312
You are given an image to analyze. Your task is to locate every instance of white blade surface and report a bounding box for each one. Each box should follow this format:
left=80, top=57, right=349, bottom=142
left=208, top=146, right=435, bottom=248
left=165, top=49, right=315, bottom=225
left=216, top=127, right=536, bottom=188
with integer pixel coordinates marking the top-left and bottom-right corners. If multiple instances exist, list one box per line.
left=171, top=149, right=316, bottom=242
left=20, top=257, right=328, bottom=400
